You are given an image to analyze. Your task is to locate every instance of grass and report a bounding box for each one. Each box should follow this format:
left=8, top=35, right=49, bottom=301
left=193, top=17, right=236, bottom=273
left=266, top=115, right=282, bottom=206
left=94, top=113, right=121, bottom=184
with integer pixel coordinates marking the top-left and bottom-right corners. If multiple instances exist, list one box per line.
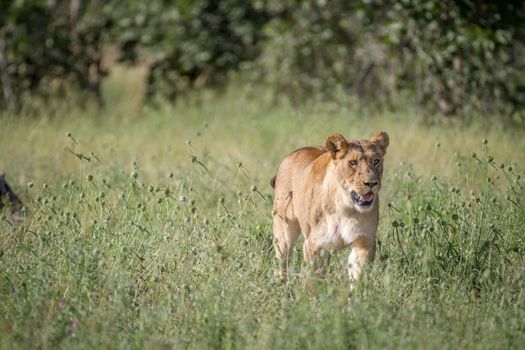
left=0, top=69, right=524, bottom=349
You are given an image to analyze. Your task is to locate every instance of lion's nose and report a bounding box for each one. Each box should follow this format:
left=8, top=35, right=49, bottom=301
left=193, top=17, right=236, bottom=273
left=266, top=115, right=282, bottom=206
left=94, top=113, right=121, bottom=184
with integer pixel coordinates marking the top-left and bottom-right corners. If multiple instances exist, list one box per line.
left=363, top=180, right=378, bottom=188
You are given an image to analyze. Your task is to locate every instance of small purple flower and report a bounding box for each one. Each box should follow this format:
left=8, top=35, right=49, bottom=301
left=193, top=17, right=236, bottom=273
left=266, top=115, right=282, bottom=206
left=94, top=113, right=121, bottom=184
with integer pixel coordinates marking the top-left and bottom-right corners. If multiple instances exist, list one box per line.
left=58, top=299, right=65, bottom=310
left=71, top=320, right=79, bottom=337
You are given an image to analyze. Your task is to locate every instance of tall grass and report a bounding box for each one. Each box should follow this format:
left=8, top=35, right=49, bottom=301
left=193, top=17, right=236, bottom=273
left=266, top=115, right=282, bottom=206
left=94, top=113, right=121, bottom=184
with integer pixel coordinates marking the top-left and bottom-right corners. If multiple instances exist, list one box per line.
left=0, top=71, right=524, bottom=349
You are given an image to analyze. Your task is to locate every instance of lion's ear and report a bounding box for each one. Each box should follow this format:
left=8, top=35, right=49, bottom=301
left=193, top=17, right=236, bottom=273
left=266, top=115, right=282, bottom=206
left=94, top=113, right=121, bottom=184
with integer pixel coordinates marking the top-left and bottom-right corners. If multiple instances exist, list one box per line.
left=326, top=133, right=348, bottom=159
left=371, top=131, right=389, bottom=154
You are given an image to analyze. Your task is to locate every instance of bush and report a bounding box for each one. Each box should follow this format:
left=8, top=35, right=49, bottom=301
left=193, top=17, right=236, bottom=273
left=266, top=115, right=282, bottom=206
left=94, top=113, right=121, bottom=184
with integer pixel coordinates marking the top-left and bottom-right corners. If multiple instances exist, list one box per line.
left=1, top=0, right=524, bottom=121
left=259, top=0, right=525, bottom=120
left=0, top=0, right=112, bottom=111
left=111, top=0, right=269, bottom=101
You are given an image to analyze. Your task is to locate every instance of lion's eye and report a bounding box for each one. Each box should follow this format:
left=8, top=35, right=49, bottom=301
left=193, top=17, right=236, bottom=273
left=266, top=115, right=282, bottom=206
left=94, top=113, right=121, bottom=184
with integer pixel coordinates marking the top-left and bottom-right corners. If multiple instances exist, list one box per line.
left=349, top=160, right=358, bottom=167
left=373, top=158, right=381, bottom=166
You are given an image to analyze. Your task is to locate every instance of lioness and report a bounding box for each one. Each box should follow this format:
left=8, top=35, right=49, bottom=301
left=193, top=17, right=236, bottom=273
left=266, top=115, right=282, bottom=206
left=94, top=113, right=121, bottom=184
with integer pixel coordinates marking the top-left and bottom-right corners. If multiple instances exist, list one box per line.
left=271, top=132, right=389, bottom=284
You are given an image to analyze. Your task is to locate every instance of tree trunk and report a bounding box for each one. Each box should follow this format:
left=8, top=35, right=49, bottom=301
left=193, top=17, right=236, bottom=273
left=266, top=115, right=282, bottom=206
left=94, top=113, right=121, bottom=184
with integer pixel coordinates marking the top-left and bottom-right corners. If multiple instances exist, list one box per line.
left=0, top=29, right=14, bottom=110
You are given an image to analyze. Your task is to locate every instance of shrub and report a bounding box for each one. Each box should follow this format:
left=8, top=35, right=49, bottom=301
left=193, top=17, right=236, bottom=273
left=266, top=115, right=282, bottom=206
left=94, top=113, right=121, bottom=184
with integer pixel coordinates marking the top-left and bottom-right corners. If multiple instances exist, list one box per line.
left=111, top=0, right=269, bottom=101
left=0, top=0, right=111, bottom=111
left=259, top=0, right=525, bottom=120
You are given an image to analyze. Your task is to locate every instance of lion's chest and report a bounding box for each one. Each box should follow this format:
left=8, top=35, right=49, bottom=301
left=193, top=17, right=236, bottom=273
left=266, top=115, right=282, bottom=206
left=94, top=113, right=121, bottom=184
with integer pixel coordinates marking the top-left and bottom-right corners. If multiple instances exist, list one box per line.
left=312, top=215, right=377, bottom=251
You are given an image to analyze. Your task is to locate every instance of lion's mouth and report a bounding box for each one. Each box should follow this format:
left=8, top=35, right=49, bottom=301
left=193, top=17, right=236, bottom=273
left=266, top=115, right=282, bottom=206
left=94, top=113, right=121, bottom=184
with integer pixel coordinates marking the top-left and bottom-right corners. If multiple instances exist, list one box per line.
left=351, top=191, right=374, bottom=206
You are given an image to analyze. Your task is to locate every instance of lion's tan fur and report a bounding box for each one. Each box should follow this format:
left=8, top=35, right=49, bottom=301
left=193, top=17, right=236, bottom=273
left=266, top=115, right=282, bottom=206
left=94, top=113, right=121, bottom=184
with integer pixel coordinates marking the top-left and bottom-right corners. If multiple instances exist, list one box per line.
left=271, top=132, right=389, bottom=284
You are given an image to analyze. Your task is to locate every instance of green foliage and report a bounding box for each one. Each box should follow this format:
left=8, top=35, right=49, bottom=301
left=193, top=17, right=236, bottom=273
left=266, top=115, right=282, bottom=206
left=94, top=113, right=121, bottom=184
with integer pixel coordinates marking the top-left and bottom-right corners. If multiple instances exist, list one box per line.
left=110, top=0, right=269, bottom=100
left=259, top=1, right=379, bottom=101
left=0, top=0, right=524, bottom=120
left=260, top=0, right=525, bottom=119
left=385, top=0, right=525, bottom=118
left=0, top=0, right=111, bottom=111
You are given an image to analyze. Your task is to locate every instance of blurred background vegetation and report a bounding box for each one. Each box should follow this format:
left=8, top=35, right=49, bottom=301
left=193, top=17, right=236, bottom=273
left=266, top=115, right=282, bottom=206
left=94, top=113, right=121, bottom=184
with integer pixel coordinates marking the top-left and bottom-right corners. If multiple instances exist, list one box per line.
left=0, top=0, right=524, bottom=123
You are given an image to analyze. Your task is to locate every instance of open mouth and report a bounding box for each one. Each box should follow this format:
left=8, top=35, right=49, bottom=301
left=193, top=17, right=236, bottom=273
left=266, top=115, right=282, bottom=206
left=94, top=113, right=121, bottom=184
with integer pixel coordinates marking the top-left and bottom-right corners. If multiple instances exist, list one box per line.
left=351, top=191, right=374, bottom=206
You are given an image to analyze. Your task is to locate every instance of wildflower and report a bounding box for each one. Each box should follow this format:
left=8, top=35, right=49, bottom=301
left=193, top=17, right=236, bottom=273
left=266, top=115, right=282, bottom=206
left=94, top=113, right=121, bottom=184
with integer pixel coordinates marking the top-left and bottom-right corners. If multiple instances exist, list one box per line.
left=71, top=320, right=79, bottom=337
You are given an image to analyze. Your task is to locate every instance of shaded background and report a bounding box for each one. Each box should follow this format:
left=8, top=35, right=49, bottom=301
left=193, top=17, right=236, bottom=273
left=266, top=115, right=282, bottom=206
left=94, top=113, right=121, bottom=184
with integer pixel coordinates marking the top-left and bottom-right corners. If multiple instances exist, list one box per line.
left=1, top=0, right=524, bottom=123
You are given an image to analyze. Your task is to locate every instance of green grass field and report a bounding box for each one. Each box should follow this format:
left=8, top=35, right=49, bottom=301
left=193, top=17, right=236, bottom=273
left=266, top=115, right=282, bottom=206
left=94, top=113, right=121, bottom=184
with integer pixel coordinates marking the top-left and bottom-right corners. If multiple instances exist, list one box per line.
left=1, top=70, right=524, bottom=349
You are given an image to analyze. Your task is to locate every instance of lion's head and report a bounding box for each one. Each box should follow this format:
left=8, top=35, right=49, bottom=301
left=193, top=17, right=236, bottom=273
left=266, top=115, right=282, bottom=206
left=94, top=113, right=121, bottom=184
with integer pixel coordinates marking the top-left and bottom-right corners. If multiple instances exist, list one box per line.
left=326, top=132, right=389, bottom=212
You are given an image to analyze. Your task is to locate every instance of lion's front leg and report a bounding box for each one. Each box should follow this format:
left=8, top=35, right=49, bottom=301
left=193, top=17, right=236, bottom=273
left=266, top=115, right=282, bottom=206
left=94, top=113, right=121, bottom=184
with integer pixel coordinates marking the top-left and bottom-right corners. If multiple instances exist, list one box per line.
left=303, top=239, right=331, bottom=275
left=348, top=235, right=376, bottom=286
